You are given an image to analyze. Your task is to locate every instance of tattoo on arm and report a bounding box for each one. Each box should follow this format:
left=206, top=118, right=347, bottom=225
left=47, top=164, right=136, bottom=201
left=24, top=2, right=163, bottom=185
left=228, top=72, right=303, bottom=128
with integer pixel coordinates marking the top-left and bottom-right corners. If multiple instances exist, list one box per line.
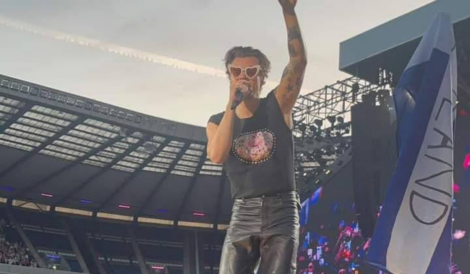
left=282, top=66, right=292, bottom=80
left=288, top=44, right=298, bottom=58
left=276, top=0, right=307, bottom=110
left=287, top=84, right=294, bottom=93
left=287, top=26, right=305, bottom=59
left=288, top=26, right=301, bottom=42
left=281, top=63, right=304, bottom=93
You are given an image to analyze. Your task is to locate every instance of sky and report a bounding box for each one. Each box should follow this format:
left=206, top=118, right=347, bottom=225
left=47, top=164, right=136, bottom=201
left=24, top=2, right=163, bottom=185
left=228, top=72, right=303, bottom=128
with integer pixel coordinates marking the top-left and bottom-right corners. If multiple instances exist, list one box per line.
left=0, top=0, right=434, bottom=127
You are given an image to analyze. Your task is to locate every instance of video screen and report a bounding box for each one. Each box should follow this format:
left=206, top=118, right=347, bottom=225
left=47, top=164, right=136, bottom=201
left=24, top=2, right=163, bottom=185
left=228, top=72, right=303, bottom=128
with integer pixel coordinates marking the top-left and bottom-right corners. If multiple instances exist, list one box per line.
left=297, top=107, right=470, bottom=274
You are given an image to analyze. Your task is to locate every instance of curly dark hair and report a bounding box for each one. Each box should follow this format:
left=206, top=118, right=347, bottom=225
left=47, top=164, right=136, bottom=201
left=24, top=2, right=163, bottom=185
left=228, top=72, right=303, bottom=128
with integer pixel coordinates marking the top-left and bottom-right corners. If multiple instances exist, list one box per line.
left=223, top=46, right=271, bottom=80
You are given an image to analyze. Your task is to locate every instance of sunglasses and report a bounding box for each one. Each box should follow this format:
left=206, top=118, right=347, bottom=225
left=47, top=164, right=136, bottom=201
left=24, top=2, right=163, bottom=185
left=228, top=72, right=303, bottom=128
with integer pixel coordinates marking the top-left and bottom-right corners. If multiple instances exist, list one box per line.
left=228, top=65, right=261, bottom=79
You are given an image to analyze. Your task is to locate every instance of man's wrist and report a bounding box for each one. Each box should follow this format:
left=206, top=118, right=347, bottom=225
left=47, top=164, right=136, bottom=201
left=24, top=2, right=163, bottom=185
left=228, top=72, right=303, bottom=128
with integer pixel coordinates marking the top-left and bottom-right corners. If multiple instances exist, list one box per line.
left=225, top=104, right=236, bottom=113
left=281, top=5, right=296, bottom=16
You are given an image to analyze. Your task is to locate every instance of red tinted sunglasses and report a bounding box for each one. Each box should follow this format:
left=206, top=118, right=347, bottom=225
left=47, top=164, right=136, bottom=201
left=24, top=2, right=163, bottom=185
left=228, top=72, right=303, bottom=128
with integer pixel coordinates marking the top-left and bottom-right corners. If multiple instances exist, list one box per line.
left=228, top=65, right=261, bottom=79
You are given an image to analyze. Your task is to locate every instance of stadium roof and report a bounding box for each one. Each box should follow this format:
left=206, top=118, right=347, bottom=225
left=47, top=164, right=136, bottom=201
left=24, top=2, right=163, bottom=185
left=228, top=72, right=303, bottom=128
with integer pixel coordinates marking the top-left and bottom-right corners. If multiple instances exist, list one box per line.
left=339, top=0, right=470, bottom=92
left=0, top=74, right=232, bottom=229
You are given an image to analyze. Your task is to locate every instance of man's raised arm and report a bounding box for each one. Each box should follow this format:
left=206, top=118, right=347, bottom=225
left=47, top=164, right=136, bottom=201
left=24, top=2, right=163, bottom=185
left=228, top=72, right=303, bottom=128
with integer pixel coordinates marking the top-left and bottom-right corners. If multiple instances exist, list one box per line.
left=274, top=0, right=307, bottom=114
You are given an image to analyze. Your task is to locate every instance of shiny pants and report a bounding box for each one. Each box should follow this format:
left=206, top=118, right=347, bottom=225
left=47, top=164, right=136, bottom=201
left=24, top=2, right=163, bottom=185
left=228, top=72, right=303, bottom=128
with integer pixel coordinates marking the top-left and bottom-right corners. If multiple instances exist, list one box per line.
left=219, top=191, right=300, bottom=274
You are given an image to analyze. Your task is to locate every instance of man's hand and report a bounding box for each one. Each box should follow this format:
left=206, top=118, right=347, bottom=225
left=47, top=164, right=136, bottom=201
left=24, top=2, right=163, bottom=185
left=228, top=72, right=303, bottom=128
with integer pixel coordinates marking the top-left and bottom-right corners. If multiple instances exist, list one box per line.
left=227, top=80, right=251, bottom=110
left=278, top=0, right=297, bottom=14
left=274, top=0, right=307, bottom=116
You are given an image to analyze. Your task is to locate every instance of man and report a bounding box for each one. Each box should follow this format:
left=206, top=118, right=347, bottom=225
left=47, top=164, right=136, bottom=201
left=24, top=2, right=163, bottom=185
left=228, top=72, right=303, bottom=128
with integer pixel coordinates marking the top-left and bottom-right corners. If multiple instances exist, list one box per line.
left=206, top=0, right=307, bottom=273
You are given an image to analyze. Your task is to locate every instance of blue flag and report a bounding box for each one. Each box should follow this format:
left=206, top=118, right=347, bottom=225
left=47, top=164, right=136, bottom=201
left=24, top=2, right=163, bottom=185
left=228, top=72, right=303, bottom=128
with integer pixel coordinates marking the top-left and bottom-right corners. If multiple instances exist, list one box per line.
left=367, top=13, right=457, bottom=274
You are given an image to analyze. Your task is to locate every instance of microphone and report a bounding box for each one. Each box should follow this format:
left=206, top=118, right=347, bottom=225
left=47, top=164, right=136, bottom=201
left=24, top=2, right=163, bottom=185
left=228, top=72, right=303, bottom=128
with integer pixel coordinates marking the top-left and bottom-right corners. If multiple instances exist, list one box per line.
left=231, top=88, right=245, bottom=110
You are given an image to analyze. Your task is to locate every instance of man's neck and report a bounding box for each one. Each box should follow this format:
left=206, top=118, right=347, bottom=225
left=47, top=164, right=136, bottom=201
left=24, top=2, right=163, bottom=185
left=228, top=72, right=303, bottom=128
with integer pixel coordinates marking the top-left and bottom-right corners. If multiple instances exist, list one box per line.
left=236, top=97, right=261, bottom=119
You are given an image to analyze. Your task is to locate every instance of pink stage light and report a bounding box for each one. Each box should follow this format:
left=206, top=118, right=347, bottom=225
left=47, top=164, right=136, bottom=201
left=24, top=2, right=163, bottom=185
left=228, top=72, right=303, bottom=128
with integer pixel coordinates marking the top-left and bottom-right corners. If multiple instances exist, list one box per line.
left=463, top=153, right=470, bottom=170
left=454, top=184, right=460, bottom=194
left=151, top=266, right=164, bottom=270
left=41, top=193, right=53, bottom=198
left=193, top=212, right=205, bottom=217
left=118, top=204, right=130, bottom=209
left=453, top=230, right=466, bottom=240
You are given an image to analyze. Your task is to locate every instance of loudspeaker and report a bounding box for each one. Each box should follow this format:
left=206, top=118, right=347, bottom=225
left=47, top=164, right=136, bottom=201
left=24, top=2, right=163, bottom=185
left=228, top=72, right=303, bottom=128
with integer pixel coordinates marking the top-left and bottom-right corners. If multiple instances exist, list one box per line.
left=351, top=102, right=396, bottom=238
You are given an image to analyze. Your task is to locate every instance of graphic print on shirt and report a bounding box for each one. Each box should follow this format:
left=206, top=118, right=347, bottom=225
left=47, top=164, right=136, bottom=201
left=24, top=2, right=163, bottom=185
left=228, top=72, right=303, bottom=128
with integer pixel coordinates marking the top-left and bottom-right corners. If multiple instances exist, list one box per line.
left=232, top=129, right=276, bottom=164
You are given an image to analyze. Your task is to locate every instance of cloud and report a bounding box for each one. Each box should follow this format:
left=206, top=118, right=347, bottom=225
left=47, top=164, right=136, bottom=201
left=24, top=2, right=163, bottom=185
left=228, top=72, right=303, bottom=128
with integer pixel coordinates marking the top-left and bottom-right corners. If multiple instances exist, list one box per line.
left=0, top=15, right=227, bottom=78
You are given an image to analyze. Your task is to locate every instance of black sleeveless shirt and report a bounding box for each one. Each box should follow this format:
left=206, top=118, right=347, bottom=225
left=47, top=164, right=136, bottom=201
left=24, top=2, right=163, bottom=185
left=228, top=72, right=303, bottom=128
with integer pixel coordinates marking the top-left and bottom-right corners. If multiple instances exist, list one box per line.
left=208, top=90, right=296, bottom=199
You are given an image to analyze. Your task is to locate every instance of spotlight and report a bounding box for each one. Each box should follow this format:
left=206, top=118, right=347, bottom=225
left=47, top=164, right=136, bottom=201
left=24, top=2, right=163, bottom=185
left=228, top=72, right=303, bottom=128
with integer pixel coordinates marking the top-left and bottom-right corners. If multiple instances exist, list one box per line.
left=325, top=128, right=331, bottom=138
left=378, top=89, right=391, bottom=107
left=307, top=153, right=315, bottom=161
left=325, top=145, right=335, bottom=156
left=327, top=116, right=336, bottom=126
left=363, top=91, right=377, bottom=106
left=314, top=119, right=323, bottom=128
left=299, top=124, right=307, bottom=138
left=309, top=125, right=317, bottom=135
left=337, top=116, right=344, bottom=124
left=351, top=83, right=359, bottom=103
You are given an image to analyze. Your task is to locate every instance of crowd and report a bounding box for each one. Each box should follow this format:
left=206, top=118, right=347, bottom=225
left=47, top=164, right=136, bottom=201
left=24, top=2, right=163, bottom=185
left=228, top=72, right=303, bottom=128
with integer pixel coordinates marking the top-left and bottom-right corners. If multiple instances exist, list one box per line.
left=297, top=197, right=467, bottom=274
left=297, top=218, right=372, bottom=274
left=0, top=219, right=38, bottom=267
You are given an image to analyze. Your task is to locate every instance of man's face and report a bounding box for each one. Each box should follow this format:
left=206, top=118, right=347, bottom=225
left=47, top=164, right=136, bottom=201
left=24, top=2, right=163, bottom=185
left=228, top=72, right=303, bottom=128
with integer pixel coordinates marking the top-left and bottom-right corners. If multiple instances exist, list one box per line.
left=228, top=57, right=264, bottom=98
